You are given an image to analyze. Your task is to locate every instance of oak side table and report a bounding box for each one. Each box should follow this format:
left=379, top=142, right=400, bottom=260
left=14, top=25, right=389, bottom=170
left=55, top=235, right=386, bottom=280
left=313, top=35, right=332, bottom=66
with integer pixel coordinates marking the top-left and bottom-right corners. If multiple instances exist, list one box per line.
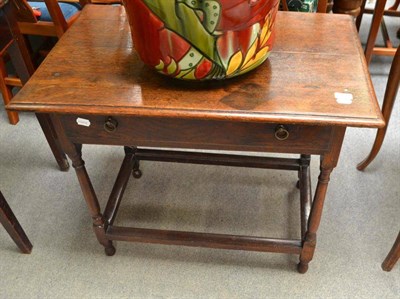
left=8, top=5, right=384, bottom=273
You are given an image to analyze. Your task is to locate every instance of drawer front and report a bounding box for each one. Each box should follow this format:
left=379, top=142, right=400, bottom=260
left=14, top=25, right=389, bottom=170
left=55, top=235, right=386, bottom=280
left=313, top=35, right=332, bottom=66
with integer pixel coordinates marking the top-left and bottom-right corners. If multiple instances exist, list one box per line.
left=60, top=115, right=333, bottom=154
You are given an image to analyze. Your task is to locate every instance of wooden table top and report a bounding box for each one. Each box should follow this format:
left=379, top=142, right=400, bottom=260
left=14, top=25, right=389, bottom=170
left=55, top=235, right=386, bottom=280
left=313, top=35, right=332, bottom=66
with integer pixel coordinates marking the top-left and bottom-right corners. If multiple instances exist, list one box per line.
left=8, top=5, right=384, bottom=128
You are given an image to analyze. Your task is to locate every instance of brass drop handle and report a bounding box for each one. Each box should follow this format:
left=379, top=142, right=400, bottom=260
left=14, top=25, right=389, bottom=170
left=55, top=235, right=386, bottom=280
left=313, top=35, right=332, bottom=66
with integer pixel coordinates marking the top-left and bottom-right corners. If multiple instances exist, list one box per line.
left=274, top=125, right=289, bottom=141
left=104, top=117, right=118, bottom=133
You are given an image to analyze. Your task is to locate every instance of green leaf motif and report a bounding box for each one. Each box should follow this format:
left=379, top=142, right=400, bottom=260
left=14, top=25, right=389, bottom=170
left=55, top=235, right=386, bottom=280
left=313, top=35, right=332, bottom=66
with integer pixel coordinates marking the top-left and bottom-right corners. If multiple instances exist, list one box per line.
left=141, top=0, right=224, bottom=69
left=179, top=0, right=221, bottom=33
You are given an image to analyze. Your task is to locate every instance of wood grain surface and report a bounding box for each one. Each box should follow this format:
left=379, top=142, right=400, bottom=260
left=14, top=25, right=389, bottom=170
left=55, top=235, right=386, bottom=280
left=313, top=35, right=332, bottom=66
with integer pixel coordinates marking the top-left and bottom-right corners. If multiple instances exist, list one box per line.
left=8, top=5, right=384, bottom=128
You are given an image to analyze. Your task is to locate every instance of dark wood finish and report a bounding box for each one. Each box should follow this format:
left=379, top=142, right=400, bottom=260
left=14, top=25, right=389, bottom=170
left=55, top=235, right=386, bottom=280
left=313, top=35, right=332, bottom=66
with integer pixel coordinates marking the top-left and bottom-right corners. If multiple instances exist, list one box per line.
left=107, top=226, right=303, bottom=254
left=0, top=191, right=32, bottom=253
left=299, top=154, right=312, bottom=239
left=8, top=6, right=384, bottom=273
left=357, top=47, right=399, bottom=170
left=382, top=232, right=400, bottom=271
left=298, top=127, right=346, bottom=273
left=36, top=113, right=70, bottom=171
left=50, top=114, right=116, bottom=256
left=103, top=146, right=136, bottom=226
left=134, top=149, right=302, bottom=170
left=59, top=115, right=334, bottom=154
left=333, top=0, right=363, bottom=16
left=281, top=0, right=289, bottom=11
left=9, top=8, right=384, bottom=129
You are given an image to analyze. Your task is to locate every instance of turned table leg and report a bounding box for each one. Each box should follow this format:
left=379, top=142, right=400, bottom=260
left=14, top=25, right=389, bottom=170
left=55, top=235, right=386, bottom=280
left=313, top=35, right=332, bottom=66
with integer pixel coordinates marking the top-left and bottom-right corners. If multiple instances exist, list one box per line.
left=50, top=115, right=115, bottom=255
left=298, top=164, right=333, bottom=273
left=70, top=144, right=115, bottom=255
left=298, top=127, right=346, bottom=273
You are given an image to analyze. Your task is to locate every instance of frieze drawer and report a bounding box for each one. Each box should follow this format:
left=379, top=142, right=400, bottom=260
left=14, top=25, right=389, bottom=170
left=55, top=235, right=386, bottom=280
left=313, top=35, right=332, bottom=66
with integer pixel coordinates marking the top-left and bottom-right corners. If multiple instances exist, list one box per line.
left=59, top=115, right=333, bottom=154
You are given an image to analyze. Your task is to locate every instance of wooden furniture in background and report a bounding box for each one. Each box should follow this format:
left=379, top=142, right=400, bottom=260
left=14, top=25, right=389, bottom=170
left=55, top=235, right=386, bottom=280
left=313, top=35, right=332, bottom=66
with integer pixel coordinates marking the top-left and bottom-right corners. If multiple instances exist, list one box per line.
left=8, top=6, right=384, bottom=273
left=357, top=47, right=399, bottom=273
left=1, top=0, right=69, bottom=170
left=282, top=0, right=329, bottom=12
left=356, top=0, right=399, bottom=64
left=382, top=232, right=400, bottom=271
left=357, top=47, right=399, bottom=170
left=0, top=0, right=34, bottom=124
left=0, top=191, right=32, bottom=253
left=1, top=0, right=85, bottom=125
left=281, top=0, right=365, bottom=15
left=12, top=0, right=87, bottom=38
left=333, top=0, right=364, bottom=16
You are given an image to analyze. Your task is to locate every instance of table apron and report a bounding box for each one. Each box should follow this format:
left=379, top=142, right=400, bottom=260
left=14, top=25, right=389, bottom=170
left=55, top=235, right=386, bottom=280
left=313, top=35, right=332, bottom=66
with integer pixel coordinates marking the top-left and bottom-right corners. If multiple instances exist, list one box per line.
left=59, top=114, right=334, bottom=155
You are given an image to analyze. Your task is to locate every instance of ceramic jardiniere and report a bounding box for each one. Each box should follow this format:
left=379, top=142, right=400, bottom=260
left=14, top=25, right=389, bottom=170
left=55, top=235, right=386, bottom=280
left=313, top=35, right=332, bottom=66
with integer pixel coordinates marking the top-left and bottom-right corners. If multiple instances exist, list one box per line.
left=122, top=0, right=279, bottom=80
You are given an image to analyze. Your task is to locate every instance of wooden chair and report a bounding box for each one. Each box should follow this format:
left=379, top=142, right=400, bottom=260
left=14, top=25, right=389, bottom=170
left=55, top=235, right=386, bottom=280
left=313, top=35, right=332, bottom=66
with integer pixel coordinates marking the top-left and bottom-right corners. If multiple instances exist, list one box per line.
left=0, top=190, right=32, bottom=253
left=356, top=0, right=399, bottom=64
left=357, top=46, right=399, bottom=170
left=1, top=0, right=69, bottom=170
left=1, top=0, right=89, bottom=125
left=13, top=0, right=89, bottom=38
left=1, top=0, right=36, bottom=124
left=357, top=46, right=399, bottom=273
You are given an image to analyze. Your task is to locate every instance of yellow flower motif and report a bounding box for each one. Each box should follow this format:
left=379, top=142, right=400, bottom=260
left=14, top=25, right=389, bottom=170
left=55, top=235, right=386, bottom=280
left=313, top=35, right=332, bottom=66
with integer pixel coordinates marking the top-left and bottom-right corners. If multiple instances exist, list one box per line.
left=155, top=60, right=164, bottom=71
left=166, top=58, right=177, bottom=75
left=242, top=37, right=259, bottom=67
left=226, top=51, right=243, bottom=76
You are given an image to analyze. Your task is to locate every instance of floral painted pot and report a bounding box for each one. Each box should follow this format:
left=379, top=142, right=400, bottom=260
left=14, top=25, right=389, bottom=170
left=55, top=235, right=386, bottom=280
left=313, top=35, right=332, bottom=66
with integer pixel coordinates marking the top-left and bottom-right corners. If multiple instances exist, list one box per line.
left=122, top=0, right=279, bottom=80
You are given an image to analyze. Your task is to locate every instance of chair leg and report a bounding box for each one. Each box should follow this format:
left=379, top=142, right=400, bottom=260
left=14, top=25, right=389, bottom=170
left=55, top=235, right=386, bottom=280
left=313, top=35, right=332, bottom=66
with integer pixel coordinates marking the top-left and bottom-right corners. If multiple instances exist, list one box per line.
left=0, top=191, right=32, bottom=254
left=357, top=47, right=400, bottom=170
left=382, top=232, right=400, bottom=271
left=388, top=0, right=400, bottom=10
left=0, top=57, right=19, bottom=125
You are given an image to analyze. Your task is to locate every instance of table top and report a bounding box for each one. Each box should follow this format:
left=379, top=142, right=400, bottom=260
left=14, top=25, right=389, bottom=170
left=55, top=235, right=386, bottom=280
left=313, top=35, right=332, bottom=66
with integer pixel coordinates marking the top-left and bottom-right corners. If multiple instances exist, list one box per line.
left=8, top=5, right=384, bottom=128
